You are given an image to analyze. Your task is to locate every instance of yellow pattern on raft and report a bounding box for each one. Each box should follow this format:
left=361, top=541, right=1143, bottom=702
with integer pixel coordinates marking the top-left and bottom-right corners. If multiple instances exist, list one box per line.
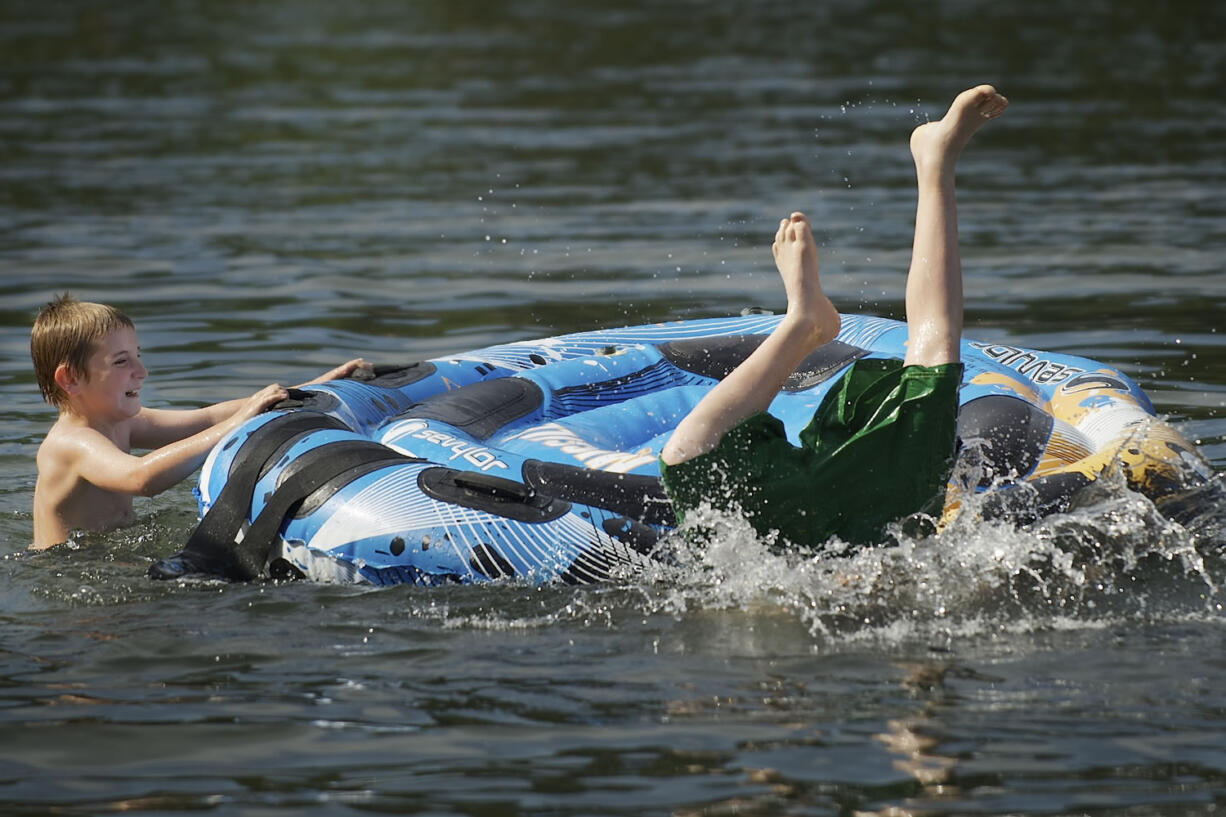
left=941, top=369, right=1207, bottom=522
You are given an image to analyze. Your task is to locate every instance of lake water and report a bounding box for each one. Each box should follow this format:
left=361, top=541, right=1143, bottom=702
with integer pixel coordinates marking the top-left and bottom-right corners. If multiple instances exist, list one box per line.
left=2, top=1, right=1225, bottom=814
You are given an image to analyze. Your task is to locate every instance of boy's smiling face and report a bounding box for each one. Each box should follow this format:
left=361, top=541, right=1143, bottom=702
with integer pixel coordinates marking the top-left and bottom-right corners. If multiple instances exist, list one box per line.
left=66, top=326, right=148, bottom=423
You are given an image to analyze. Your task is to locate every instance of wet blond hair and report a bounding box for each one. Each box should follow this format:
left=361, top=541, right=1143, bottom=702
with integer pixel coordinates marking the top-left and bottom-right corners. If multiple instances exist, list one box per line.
left=31, top=293, right=135, bottom=409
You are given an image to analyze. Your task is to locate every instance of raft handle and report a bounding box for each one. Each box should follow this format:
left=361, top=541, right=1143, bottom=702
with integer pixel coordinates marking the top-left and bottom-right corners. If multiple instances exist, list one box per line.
left=453, top=471, right=535, bottom=503
left=418, top=467, right=571, bottom=523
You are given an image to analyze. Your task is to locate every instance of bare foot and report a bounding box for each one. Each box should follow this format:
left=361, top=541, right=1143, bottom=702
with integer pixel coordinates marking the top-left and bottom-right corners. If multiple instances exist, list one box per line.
left=910, top=84, right=1008, bottom=179
left=771, top=212, right=840, bottom=347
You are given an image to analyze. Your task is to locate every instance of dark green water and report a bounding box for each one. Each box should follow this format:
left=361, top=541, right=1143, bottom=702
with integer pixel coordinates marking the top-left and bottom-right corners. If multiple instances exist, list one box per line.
left=1, top=2, right=1225, bottom=814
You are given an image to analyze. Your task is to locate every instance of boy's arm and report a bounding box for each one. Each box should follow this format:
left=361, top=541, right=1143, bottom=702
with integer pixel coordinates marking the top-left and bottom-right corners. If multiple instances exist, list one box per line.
left=78, top=384, right=288, bottom=497
left=131, top=401, right=247, bottom=450
left=131, top=359, right=367, bottom=450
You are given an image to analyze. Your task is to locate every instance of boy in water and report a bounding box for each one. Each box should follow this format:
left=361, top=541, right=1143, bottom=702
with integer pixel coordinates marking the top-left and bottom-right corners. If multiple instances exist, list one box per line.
left=30, top=294, right=367, bottom=548
left=659, top=85, right=1008, bottom=547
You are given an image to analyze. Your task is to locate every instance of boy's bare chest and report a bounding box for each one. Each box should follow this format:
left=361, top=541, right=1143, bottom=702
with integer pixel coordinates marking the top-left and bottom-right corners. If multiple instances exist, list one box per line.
left=60, top=478, right=135, bottom=532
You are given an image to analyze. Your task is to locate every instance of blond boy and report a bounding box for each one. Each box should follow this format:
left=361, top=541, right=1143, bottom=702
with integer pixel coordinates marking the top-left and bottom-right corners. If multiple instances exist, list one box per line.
left=30, top=294, right=365, bottom=548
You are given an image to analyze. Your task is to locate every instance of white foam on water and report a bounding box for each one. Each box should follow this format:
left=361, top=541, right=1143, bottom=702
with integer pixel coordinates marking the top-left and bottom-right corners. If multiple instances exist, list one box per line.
left=615, top=472, right=1226, bottom=643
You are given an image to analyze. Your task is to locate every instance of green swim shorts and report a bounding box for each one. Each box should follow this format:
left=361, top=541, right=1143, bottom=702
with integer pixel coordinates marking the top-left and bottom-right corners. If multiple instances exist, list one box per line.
left=659, top=358, right=963, bottom=548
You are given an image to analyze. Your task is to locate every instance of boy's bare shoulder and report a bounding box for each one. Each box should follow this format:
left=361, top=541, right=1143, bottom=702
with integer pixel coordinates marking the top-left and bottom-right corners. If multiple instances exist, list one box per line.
left=36, top=422, right=81, bottom=487
left=36, top=417, right=123, bottom=474
left=37, top=417, right=76, bottom=460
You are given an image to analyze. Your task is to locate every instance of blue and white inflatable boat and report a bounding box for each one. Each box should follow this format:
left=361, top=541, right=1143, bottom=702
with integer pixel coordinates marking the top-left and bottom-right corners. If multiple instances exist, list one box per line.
left=151, top=313, right=1210, bottom=585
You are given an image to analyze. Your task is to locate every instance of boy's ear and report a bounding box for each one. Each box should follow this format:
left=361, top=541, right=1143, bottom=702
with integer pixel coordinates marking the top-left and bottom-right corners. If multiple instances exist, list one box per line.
left=53, top=363, right=81, bottom=395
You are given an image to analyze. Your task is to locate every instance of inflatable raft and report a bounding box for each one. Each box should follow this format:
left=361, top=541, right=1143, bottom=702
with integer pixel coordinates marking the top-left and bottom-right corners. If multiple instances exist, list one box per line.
left=151, top=313, right=1211, bottom=585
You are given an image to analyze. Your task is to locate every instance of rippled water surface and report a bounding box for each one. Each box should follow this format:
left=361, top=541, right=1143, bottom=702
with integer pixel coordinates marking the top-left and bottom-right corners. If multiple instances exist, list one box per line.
left=2, top=1, right=1225, bottom=814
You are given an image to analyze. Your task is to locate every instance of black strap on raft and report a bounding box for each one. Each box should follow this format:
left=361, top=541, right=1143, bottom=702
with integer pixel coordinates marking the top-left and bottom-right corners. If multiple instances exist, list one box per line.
left=347, top=361, right=438, bottom=388
left=417, top=467, right=571, bottom=523
left=397, top=377, right=544, bottom=441
left=268, top=361, right=442, bottom=412
left=226, top=440, right=416, bottom=580
left=203, top=411, right=350, bottom=524
left=658, top=335, right=867, bottom=392
left=521, top=459, right=674, bottom=527
left=269, top=387, right=340, bottom=413
left=148, top=411, right=409, bottom=581
left=149, top=411, right=346, bottom=580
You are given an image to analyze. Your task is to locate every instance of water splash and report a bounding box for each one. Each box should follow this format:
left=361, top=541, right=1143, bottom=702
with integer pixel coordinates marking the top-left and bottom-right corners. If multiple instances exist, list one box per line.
left=617, top=474, right=1224, bottom=642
